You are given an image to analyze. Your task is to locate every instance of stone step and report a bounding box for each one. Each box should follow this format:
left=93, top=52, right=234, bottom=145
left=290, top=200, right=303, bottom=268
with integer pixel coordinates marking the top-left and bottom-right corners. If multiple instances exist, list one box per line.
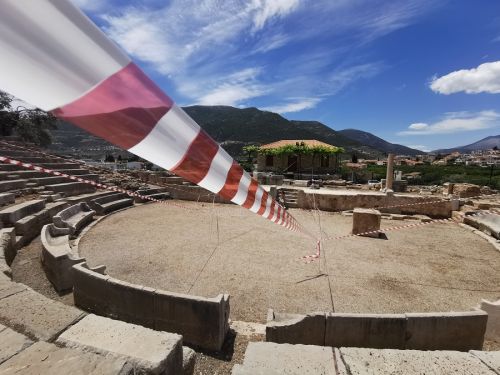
left=0, top=341, right=130, bottom=374
left=0, top=193, right=15, bottom=207
left=0, top=287, right=85, bottom=341
left=0, top=164, right=21, bottom=172
left=56, top=314, right=183, bottom=374
left=0, top=199, right=45, bottom=225
left=0, top=323, right=33, bottom=364
left=45, top=182, right=96, bottom=197
left=38, top=163, right=82, bottom=169
left=0, top=180, right=27, bottom=193
left=232, top=342, right=336, bottom=375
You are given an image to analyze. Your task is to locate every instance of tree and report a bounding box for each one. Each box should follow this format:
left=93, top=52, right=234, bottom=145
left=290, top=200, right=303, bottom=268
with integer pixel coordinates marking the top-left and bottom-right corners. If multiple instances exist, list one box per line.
left=351, top=153, right=358, bottom=163
left=0, top=91, right=58, bottom=146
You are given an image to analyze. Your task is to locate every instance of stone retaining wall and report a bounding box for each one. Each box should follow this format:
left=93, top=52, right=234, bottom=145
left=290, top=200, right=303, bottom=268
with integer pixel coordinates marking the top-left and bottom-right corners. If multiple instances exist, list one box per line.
left=266, top=310, right=487, bottom=351
left=297, top=191, right=453, bottom=218
left=162, top=184, right=232, bottom=204
left=72, top=262, right=230, bottom=351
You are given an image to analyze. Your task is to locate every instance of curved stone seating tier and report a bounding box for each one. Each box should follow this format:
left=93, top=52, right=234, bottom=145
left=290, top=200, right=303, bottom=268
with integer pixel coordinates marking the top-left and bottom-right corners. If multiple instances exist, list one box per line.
left=134, top=188, right=170, bottom=203
left=40, top=224, right=85, bottom=292
left=90, top=193, right=134, bottom=215
left=0, top=179, right=27, bottom=193
left=45, top=182, right=96, bottom=197
left=0, top=199, right=46, bottom=225
left=72, top=262, right=230, bottom=351
left=53, top=202, right=95, bottom=235
left=266, top=309, right=488, bottom=351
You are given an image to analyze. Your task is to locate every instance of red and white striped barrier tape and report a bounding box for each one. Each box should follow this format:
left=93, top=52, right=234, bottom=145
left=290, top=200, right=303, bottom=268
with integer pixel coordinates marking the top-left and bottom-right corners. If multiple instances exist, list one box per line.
left=0, top=1, right=308, bottom=237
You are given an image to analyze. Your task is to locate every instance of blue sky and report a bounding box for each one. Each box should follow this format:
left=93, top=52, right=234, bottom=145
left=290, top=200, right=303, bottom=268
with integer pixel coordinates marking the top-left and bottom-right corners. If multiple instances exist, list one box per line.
left=73, top=0, right=500, bottom=152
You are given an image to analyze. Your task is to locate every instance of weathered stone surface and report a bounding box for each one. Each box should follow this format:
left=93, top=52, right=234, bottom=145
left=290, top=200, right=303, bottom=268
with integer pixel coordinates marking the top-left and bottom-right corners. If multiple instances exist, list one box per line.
left=0, top=279, right=27, bottom=300
left=339, top=347, right=496, bottom=375
left=40, top=224, right=84, bottom=292
left=326, top=313, right=407, bottom=349
left=182, top=347, right=196, bottom=375
left=464, top=213, right=500, bottom=239
left=0, top=323, right=33, bottom=364
left=53, top=202, right=95, bottom=235
left=0, top=341, right=130, bottom=374
left=72, top=262, right=230, bottom=351
left=266, top=310, right=326, bottom=346
left=479, top=299, right=500, bottom=341
left=352, top=208, right=381, bottom=238
left=0, top=179, right=27, bottom=193
left=46, top=182, right=96, bottom=197
left=405, top=311, right=487, bottom=351
left=0, top=199, right=45, bottom=225
left=232, top=342, right=336, bottom=375
left=0, top=193, right=15, bottom=206
left=0, top=288, right=85, bottom=341
left=453, top=183, right=482, bottom=198
left=470, top=350, right=500, bottom=374
left=57, top=314, right=183, bottom=375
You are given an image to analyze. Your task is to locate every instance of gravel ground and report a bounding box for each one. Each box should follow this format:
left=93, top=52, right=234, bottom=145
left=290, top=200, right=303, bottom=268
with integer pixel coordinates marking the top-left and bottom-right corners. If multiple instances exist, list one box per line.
left=79, top=201, right=500, bottom=323
left=10, top=236, right=74, bottom=306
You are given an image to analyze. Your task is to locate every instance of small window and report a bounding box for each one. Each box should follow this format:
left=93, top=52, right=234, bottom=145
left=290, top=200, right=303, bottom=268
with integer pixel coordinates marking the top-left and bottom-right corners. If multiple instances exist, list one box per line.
left=266, top=155, right=274, bottom=167
left=321, top=155, right=329, bottom=168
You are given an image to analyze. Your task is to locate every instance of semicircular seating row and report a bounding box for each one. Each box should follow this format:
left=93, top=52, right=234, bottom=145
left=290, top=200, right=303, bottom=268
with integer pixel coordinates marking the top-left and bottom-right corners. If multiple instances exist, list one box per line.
left=0, top=140, right=229, bottom=351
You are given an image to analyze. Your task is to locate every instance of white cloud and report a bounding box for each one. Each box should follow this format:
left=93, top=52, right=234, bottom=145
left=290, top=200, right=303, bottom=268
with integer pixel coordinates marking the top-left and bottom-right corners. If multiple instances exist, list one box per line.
left=95, top=0, right=432, bottom=109
left=262, top=98, right=321, bottom=113
left=400, top=111, right=500, bottom=135
left=251, top=0, right=300, bottom=31
left=408, top=123, right=428, bottom=130
left=430, top=61, right=500, bottom=94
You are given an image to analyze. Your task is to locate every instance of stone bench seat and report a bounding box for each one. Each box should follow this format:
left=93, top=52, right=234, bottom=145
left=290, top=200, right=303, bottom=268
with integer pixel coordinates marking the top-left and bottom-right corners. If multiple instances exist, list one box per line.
left=0, top=199, right=45, bottom=225
left=90, top=193, right=134, bottom=215
left=72, top=262, right=229, bottom=350
left=45, top=182, right=96, bottom=197
left=38, top=162, right=82, bottom=169
left=53, top=202, right=95, bottom=235
left=14, top=201, right=69, bottom=246
left=56, top=314, right=183, bottom=374
left=0, top=179, right=27, bottom=193
left=40, top=224, right=85, bottom=291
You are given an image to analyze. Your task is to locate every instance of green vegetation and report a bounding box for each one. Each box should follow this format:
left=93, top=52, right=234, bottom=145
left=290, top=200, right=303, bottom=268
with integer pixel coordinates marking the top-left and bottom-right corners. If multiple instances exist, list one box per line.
left=0, top=91, right=58, bottom=146
left=366, top=164, right=500, bottom=188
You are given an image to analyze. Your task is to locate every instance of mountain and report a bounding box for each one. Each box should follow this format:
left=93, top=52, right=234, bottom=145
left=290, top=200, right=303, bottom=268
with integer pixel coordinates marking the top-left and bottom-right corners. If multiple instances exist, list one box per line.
left=433, top=135, right=500, bottom=154
left=338, top=129, right=424, bottom=156
left=49, top=105, right=393, bottom=158
left=183, top=105, right=381, bottom=157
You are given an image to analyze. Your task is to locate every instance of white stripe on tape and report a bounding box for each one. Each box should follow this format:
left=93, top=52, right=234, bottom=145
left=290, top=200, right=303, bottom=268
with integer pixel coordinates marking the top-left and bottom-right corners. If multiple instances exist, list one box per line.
left=198, top=146, right=233, bottom=193
left=128, top=105, right=200, bottom=170
left=231, top=171, right=252, bottom=206
left=0, top=0, right=130, bottom=110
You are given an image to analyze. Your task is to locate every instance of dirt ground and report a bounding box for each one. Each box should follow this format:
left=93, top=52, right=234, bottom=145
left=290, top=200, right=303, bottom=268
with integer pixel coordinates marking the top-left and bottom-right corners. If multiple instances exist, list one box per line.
left=79, top=201, right=500, bottom=324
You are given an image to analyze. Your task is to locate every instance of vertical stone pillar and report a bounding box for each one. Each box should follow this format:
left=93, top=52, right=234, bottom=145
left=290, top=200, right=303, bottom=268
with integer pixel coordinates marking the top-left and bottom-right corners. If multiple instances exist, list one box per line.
left=386, top=153, right=395, bottom=192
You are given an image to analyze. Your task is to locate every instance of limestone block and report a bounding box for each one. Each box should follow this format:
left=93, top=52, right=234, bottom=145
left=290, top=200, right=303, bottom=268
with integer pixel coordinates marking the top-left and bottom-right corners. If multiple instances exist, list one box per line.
left=0, top=289, right=85, bottom=341
left=0, top=341, right=130, bottom=375
left=479, top=299, right=500, bottom=341
left=0, top=179, right=27, bottom=193
left=0, top=193, right=15, bottom=206
left=57, top=314, right=183, bottom=375
left=182, top=347, right=196, bottom=375
left=352, top=208, right=381, bottom=238
left=325, top=313, right=407, bottom=349
left=0, top=199, right=45, bottom=225
left=339, top=347, right=495, bottom=375
left=405, top=311, right=487, bottom=351
left=0, top=324, right=33, bottom=364
left=469, top=350, right=500, bottom=374
left=464, top=214, right=500, bottom=239
left=233, top=342, right=336, bottom=375
left=0, top=279, right=27, bottom=300
left=266, top=310, right=326, bottom=346
left=453, top=183, right=482, bottom=198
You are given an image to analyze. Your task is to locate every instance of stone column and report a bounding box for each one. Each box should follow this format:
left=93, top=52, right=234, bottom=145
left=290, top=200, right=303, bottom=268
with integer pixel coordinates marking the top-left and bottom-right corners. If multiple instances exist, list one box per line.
left=386, top=153, right=395, bottom=192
